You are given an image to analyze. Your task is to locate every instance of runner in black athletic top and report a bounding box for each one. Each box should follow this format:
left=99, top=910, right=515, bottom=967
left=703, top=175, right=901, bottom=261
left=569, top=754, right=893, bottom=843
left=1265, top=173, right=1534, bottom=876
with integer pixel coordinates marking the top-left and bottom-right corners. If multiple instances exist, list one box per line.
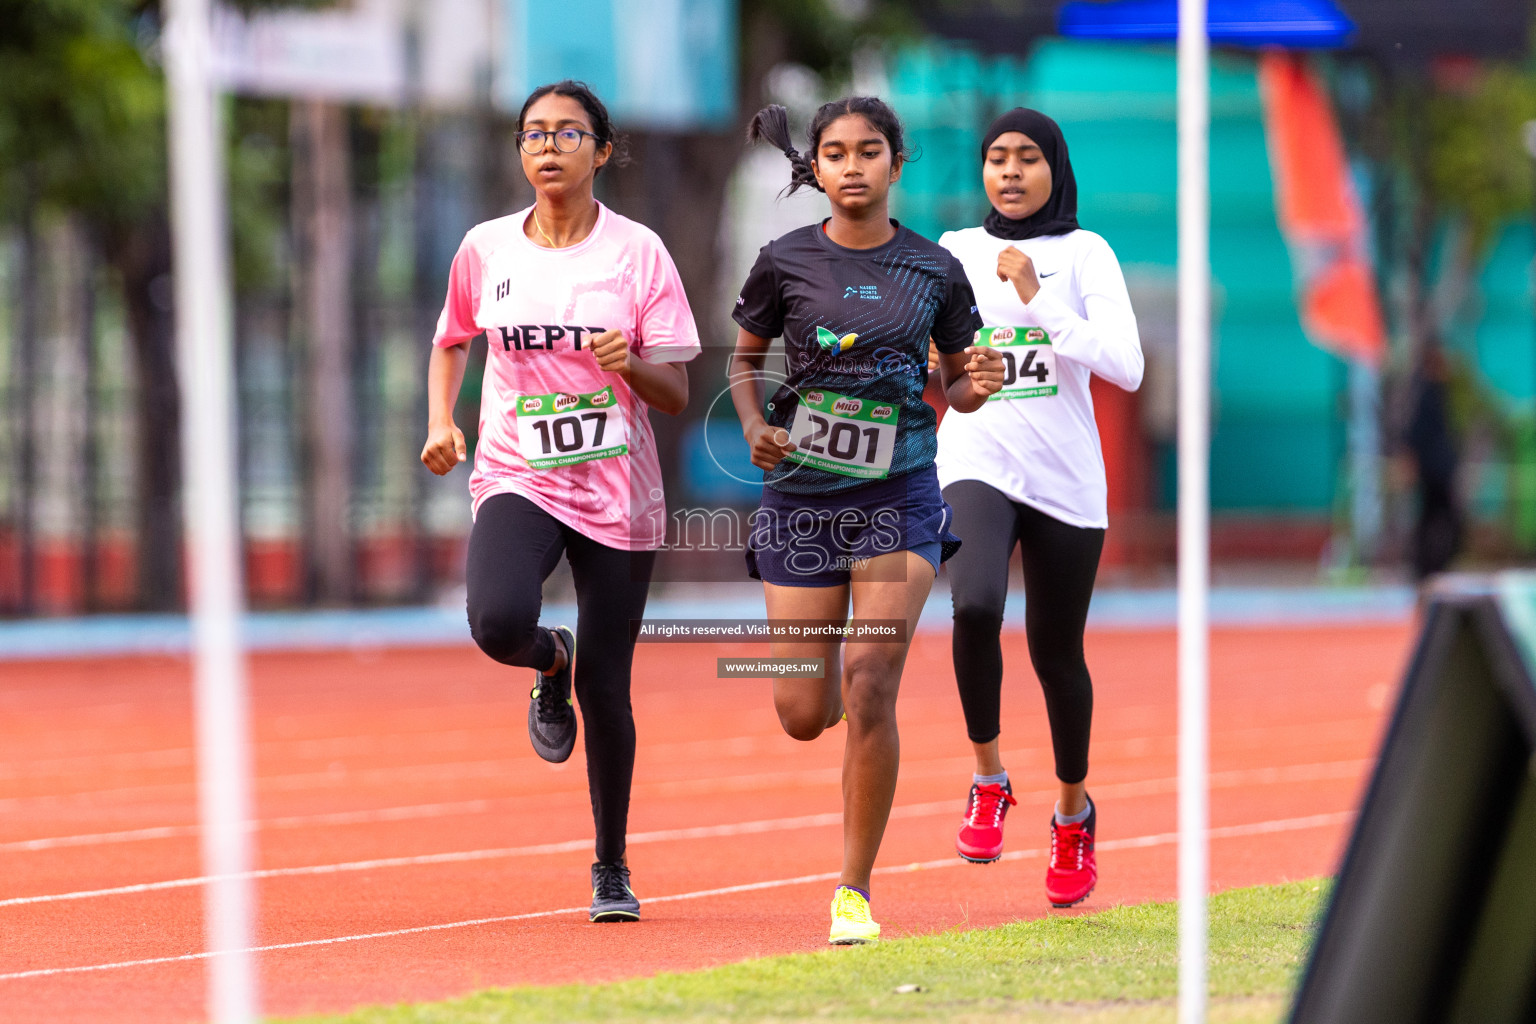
left=728, top=98, right=1003, bottom=944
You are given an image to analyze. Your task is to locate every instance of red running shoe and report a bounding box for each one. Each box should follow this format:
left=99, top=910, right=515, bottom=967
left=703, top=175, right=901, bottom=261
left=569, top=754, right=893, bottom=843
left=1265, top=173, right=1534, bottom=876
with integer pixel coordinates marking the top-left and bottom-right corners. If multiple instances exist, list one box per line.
left=956, top=781, right=1017, bottom=863
left=1046, top=797, right=1097, bottom=907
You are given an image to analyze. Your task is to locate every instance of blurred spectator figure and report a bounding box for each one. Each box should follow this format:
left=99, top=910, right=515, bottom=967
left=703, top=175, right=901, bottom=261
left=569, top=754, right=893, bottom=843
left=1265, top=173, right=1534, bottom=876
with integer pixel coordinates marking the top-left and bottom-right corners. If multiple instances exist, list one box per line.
left=1403, top=342, right=1463, bottom=581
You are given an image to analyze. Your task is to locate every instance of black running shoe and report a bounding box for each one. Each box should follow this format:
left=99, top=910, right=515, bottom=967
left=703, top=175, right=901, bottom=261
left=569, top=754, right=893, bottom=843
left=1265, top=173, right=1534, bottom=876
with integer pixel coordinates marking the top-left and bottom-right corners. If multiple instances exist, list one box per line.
left=590, top=861, right=640, bottom=922
left=527, top=625, right=576, bottom=763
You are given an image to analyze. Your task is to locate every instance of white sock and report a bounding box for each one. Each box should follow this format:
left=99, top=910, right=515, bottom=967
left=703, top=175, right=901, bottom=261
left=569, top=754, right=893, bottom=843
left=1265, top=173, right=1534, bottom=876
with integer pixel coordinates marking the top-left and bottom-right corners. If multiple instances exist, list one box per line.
left=1054, top=799, right=1092, bottom=826
left=973, top=771, right=1009, bottom=788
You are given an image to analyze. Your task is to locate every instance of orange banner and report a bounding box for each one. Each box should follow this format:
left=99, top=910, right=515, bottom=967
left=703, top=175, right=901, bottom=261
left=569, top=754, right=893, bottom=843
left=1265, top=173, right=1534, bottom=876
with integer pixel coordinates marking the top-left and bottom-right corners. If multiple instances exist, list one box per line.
left=1259, top=52, right=1386, bottom=365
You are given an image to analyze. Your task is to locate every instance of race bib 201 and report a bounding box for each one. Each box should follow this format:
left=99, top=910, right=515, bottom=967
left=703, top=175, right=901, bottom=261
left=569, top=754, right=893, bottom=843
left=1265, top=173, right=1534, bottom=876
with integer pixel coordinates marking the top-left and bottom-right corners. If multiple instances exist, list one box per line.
left=783, top=389, right=897, bottom=480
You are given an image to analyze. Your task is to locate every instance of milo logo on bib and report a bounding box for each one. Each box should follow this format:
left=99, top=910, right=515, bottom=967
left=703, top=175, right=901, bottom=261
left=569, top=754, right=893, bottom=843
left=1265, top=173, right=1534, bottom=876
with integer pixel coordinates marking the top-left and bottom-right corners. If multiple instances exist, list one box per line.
left=515, top=386, right=628, bottom=469
left=783, top=388, right=898, bottom=480
left=974, top=325, right=1057, bottom=400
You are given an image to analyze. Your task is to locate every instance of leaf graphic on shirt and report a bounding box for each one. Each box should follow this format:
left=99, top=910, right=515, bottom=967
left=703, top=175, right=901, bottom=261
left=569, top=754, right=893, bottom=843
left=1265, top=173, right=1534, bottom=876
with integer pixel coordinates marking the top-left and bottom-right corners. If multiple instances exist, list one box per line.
left=815, top=326, right=858, bottom=352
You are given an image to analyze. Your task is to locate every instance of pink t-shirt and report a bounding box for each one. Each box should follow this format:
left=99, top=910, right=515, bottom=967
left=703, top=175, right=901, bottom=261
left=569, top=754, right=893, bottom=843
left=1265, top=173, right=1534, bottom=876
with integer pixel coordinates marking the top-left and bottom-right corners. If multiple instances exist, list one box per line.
left=433, top=203, right=701, bottom=550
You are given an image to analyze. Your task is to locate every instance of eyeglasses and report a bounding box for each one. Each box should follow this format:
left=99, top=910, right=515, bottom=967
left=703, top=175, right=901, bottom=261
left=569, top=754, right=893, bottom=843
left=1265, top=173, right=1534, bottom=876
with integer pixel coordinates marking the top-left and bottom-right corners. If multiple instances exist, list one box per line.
left=517, top=128, right=601, bottom=155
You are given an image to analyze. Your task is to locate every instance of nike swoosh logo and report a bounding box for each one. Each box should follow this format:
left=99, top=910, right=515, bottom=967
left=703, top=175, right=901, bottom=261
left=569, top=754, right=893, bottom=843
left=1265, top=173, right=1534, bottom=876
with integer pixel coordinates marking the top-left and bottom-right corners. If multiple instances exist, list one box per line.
left=1039, top=271, right=1058, bottom=278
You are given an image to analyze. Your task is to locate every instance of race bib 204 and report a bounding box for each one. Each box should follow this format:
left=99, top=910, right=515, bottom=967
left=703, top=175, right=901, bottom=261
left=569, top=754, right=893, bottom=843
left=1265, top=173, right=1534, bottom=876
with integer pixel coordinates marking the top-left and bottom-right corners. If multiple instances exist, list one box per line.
left=783, top=389, right=898, bottom=480
left=516, top=387, right=628, bottom=468
left=975, top=326, right=1057, bottom=400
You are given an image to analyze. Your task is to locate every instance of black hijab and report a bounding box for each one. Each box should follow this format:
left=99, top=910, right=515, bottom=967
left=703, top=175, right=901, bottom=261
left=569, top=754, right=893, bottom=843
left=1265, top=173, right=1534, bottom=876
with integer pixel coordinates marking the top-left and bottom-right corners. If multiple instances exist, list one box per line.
left=980, top=108, right=1080, bottom=241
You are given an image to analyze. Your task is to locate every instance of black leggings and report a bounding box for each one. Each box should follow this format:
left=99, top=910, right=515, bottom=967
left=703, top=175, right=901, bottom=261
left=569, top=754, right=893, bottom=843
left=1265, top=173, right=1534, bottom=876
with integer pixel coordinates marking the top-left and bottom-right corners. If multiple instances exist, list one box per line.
left=943, top=480, right=1104, bottom=784
left=465, top=492, right=656, bottom=864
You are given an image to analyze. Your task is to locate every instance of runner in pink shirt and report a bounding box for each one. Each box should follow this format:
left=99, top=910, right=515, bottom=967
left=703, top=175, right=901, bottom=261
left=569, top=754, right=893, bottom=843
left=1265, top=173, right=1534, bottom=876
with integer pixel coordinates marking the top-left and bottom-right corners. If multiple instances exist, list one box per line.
left=421, top=80, right=700, bottom=923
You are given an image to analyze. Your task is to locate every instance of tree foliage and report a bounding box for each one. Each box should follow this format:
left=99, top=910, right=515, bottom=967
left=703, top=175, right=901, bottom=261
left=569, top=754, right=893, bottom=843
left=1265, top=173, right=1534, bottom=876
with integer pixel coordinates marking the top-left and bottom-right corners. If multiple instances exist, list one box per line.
left=0, top=0, right=164, bottom=224
left=741, top=0, right=920, bottom=94
left=0, top=1, right=329, bottom=232
left=1425, top=64, right=1536, bottom=251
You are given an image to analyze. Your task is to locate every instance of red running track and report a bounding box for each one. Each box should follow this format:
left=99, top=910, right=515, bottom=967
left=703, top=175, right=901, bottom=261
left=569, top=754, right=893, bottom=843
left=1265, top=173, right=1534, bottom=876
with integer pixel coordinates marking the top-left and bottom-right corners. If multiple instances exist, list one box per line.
left=0, top=624, right=1411, bottom=1023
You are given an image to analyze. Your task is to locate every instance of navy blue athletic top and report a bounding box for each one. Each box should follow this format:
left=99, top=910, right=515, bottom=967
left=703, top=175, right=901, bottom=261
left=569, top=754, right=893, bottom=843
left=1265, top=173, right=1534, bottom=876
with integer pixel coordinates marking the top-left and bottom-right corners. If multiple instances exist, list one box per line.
left=733, top=221, right=983, bottom=495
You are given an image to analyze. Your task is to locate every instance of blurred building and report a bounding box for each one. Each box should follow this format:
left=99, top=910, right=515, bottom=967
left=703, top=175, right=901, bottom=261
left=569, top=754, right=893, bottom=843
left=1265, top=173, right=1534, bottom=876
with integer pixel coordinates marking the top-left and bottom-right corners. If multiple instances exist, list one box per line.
left=3, top=0, right=1535, bottom=613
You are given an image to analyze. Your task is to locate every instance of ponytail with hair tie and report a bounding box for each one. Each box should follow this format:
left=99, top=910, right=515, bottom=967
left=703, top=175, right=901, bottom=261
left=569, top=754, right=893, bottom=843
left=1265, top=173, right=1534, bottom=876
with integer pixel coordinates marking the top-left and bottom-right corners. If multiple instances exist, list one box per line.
left=748, top=104, right=822, bottom=195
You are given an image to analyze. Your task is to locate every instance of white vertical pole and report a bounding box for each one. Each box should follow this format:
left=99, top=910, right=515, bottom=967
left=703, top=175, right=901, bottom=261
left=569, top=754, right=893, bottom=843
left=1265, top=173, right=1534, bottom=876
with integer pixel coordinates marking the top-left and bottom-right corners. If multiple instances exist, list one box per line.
left=1177, top=1, right=1211, bottom=1024
left=163, top=2, right=259, bottom=1022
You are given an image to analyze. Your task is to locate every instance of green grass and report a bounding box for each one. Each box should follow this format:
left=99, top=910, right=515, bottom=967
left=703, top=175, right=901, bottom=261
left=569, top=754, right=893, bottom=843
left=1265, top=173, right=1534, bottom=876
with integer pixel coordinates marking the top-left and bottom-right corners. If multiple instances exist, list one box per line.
left=284, top=879, right=1329, bottom=1024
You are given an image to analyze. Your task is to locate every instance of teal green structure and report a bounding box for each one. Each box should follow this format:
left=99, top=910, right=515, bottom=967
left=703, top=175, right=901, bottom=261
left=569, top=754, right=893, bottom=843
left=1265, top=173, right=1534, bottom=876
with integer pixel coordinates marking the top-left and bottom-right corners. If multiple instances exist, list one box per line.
left=1472, top=223, right=1536, bottom=408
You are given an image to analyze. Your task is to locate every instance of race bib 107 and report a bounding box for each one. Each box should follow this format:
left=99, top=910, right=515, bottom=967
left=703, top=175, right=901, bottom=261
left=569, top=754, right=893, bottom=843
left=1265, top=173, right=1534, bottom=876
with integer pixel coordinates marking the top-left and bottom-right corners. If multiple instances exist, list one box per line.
left=515, top=387, right=628, bottom=468
left=783, top=389, right=898, bottom=480
left=975, top=326, right=1057, bottom=400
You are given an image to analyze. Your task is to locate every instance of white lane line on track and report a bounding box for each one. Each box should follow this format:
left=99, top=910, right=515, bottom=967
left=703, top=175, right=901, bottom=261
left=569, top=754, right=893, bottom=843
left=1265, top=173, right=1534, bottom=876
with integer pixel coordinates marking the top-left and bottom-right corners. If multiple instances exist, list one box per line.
left=0, top=800, right=501, bottom=853
left=0, top=748, right=194, bottom=781
left=0, top=809, right=858, bottom=907
left=0, top=809, right=1354, bottom=983
left=0, top=796, right=1356, bottom=912
left=0, top=729, right=789, bottom=787
left=0, top=716, right=1378, bottom=812
left=0, top=758, right=1368, bottom=855
left=0, top=748, right=873, bottom=812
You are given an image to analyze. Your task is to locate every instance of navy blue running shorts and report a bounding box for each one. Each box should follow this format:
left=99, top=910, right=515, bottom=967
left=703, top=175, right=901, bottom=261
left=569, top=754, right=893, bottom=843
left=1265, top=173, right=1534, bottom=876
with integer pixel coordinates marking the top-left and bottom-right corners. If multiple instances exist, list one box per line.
left=745, top=464, right=962, bottom=588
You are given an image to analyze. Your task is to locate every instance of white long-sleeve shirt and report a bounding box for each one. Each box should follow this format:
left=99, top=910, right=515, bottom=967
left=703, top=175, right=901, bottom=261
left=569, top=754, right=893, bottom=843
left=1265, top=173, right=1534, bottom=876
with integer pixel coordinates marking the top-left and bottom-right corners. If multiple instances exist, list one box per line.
left=936, top=226, right=1144, bottom=530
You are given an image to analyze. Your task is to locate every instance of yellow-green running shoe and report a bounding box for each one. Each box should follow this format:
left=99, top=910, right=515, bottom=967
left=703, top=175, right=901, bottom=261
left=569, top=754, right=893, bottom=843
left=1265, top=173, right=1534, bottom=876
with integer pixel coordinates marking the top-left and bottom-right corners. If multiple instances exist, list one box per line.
left=829, top=885, right=879, bottom=945
left=590, top=861, right=640, bottom=922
